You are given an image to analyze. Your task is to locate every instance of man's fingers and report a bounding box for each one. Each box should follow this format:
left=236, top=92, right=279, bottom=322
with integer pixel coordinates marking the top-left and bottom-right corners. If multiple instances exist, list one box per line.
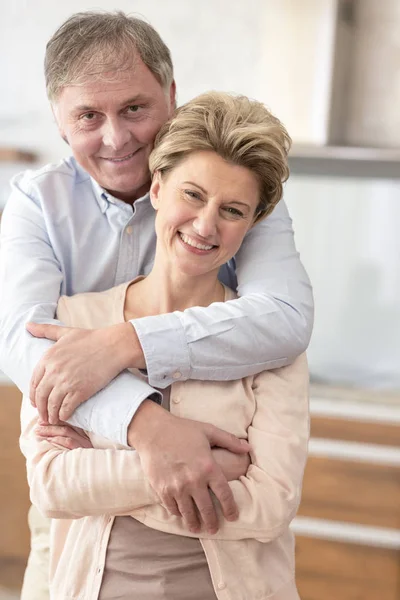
left=47, top=387, right=68, bottom=425
left=26, top=322, right=69, bottom=341
left=209, top=470, right=238, bottom=522
left=161, top=495, right=181, bottom=518
left=59, top=391, right=83, bottom=422
left=192, top=489, right=218, bottom=534
left=34, top=377, right=55, bottom=424
left=207, top=426, right=250, bottom=454
left=29, top=363, right=45, bottom=407
left=176, top=495, right=201, bottom=533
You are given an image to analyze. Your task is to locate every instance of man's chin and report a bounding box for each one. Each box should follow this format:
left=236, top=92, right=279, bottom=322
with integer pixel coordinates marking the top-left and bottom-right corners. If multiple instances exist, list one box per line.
left=101, top=178, right=151, bottom=202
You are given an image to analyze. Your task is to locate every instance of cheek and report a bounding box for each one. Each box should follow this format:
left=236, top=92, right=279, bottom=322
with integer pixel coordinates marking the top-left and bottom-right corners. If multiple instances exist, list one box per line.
left=223, top=224, right=250, bottom=254
left=158, top=201, right=194, bottom=232
left=69, top=131, right=101, bottom=158
left=133, top=119, right=164, bottom=145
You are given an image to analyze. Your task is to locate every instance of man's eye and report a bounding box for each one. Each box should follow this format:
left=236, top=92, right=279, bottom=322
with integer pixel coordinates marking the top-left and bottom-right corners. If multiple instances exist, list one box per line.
left=127, top=105, right=140, bottom=113
left=82, top=112, right=96, bottom=120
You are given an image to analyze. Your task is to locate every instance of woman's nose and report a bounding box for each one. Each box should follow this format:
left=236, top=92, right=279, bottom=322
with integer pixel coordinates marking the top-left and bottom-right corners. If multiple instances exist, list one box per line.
left=192, top=207, right=218, bottom=239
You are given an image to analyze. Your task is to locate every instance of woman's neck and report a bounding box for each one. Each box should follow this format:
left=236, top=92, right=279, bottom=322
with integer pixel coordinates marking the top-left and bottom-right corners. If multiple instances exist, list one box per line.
left=124, top=255, right=225, bottom=320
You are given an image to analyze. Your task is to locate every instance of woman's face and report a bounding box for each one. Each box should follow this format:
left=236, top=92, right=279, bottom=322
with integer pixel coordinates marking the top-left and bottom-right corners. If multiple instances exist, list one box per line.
left=150, top=150, right=260, bottom=278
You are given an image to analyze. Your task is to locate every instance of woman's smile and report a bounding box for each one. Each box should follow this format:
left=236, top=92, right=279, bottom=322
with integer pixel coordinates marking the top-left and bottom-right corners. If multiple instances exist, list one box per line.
left=177, top=232, right=218, bottom=254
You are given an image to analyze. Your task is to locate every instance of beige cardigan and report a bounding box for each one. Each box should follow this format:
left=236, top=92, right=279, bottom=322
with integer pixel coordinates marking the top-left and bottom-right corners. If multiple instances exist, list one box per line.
left=20, top=282, right=309, bottom=600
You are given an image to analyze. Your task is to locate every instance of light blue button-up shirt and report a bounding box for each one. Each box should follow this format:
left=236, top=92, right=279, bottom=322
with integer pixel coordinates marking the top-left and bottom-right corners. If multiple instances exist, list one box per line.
left=0, top=157, right=313, bottom=445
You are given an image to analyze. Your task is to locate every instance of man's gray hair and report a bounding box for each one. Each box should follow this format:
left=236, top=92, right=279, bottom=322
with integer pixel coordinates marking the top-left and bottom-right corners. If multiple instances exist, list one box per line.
left=45, top=11, right=174, bottom=101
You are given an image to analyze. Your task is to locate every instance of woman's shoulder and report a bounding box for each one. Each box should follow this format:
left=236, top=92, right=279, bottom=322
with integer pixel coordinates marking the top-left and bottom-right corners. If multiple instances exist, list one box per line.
left=57, top=282, right=130, bottom=329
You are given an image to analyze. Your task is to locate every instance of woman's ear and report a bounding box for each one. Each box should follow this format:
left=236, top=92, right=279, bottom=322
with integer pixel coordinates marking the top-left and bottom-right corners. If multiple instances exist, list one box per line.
left=150, top=172, right=162, bottom=210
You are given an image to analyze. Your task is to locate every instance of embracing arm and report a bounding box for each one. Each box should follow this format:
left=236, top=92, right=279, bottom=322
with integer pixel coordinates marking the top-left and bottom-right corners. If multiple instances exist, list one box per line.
left=132, top=200, right=314, bottom=388
left=0, top=177, right=160, bottom=445
left=22, top=354, right=308, bottom=540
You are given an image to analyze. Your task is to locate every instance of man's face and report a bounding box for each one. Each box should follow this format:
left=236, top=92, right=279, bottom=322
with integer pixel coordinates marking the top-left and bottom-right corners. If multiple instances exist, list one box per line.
left=53, top=57, right=176, bottom=203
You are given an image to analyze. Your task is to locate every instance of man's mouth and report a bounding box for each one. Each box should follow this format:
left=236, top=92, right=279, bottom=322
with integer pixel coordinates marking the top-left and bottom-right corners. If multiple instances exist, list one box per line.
left=102, top=150, right=139, bottom=163
left=178, top=232, right=217, bottom=251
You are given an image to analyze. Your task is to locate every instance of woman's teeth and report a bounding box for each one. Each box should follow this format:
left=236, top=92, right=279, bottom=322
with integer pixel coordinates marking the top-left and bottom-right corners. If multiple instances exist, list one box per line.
left=179, top=232, right=214, bottom=251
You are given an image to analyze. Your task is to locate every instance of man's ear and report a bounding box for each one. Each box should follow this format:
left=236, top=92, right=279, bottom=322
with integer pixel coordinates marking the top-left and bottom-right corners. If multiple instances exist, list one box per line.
left=150, top=172, right=162, bottom=210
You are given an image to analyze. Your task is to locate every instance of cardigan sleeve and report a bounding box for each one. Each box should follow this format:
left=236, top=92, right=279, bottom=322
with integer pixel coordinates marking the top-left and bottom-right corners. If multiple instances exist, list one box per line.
left=19, top=396, right=158, bottom=519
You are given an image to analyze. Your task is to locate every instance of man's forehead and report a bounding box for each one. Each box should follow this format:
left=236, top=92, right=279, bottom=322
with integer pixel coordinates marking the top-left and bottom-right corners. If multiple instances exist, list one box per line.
left=56, top=68, right=159, bottom=113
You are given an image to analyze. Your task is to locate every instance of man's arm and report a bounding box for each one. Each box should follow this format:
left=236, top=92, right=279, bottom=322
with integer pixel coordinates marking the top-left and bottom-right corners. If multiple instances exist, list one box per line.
left=132, top=199, right=313, bottom=388
left=0, top=178, right=160, bottom=445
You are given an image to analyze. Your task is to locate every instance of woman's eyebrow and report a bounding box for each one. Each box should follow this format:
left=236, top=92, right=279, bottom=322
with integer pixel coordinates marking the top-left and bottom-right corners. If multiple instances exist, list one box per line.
left=183, top=181, right=207, bottom=194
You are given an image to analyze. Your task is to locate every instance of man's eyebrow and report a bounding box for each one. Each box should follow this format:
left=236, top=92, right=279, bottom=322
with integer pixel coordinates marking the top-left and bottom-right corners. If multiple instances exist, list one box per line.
left=71, top=97, right=145, bottom=114
left=183, top=181, right=252, bottom=209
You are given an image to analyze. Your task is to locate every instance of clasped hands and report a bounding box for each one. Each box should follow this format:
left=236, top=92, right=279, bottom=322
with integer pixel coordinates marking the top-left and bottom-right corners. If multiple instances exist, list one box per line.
left=28, top=321, right=251, bottom=534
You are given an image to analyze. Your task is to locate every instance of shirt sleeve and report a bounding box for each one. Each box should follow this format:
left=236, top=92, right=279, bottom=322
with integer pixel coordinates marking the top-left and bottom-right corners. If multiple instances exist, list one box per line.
left=0, top=176, right=160, bottom=446
left=131, top=199, right=314, bottom=388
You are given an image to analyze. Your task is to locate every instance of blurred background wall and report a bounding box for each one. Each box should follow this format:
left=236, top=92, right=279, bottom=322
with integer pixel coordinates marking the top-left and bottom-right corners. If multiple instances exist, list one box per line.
left=1, top=1, right=399, bottom=599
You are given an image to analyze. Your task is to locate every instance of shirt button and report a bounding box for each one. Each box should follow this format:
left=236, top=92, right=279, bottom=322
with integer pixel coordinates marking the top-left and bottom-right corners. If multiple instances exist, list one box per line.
left=172, top=371, right=182, bottom=379
left=126, top=226, right=133, bottom=235
left=217, top=582, right=226, bottom=590
left=172, top=396, right=181, bottom=404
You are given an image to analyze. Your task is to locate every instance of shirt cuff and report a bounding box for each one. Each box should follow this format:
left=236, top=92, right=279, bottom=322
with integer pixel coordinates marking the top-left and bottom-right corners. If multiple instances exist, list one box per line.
left=130, top=312, right=191, bottom=388
left=68, top=370, right=162, bottom=446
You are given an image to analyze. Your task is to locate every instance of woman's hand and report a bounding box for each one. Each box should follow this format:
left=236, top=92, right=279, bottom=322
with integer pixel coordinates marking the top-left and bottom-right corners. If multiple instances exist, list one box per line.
left=35, top=422, right=93, bottom=450
left=26, top=321, right=145, bottom=424
left=212, top=448, right=251, bottom=481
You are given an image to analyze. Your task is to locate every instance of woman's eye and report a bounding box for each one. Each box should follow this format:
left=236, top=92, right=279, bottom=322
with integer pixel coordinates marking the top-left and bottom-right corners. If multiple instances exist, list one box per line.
left=224, top=206, right=244, bottom=218
left=184, top=190, right=201, bottom=200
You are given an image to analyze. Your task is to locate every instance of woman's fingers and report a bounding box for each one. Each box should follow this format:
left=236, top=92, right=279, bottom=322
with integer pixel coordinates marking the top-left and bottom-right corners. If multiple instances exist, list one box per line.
left=35, top=423, right=93, bottom=449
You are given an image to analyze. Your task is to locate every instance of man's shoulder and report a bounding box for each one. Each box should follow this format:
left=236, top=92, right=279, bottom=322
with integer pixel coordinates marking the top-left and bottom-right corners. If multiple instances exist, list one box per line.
left=11, top=156, right=90, bottom=198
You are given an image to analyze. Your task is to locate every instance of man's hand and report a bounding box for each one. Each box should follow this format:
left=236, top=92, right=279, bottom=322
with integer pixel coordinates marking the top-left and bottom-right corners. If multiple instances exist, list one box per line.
left=128, top=400, right=250, bottom=535
left=35, top=422, right=93, bottom=449
left=26, top=321, right=145, bottom=424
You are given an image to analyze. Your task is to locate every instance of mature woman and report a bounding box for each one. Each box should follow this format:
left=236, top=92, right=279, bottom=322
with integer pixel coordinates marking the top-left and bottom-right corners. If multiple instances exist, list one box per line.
left=20, top=92, right=309, bottom=600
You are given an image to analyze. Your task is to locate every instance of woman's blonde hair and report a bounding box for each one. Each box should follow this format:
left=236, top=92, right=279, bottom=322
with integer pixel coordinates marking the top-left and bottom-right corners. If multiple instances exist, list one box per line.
left=149, top=92, right=291, bottom=223
left=45, top=11, right=174, bottom=102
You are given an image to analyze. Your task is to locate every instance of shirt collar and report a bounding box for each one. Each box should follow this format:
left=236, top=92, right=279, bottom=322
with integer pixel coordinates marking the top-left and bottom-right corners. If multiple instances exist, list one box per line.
left=90, top=178, right=110, bottom=214
left=90, top=177, right=151, bottom=213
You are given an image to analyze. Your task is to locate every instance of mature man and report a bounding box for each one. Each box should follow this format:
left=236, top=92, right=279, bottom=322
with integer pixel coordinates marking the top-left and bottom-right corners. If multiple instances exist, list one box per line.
left=0, top=11, right=313, bottom=599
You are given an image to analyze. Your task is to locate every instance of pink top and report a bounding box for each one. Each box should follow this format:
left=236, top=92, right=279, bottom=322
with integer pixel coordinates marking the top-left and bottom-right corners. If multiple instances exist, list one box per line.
left=20, top=281, right=309, bottom=600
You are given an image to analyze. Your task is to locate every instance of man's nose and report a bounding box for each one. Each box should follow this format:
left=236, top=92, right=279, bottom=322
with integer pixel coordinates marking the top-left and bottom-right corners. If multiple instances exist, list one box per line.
left=192, top=206, right=218, bottom=238
left=102, top=118, right=131, bottom=151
